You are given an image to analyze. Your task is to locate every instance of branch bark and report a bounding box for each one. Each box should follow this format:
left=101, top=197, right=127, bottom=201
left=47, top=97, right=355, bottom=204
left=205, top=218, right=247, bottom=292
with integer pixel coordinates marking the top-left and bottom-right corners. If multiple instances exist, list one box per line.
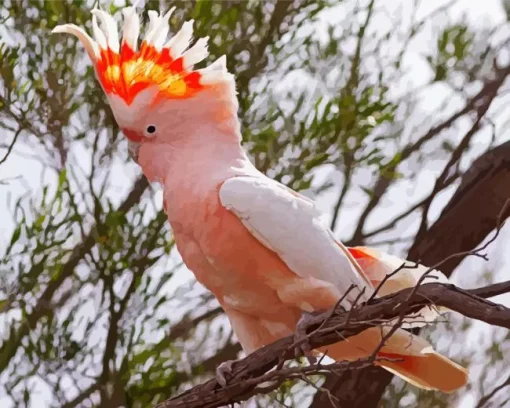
left=409, top=139, right=510, bottom=271
left=157, top=280, right=510, bottom=408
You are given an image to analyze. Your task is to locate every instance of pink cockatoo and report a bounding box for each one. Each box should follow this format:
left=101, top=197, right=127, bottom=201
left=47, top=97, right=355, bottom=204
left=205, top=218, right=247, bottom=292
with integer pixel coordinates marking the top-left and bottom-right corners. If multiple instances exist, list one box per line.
left=53, top=4, right=468, bottom=392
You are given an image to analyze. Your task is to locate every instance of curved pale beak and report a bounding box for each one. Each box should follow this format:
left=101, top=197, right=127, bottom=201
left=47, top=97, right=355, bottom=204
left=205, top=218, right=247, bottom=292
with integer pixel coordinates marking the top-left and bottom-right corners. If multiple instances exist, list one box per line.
left=128, top=141, right=140, bottom=163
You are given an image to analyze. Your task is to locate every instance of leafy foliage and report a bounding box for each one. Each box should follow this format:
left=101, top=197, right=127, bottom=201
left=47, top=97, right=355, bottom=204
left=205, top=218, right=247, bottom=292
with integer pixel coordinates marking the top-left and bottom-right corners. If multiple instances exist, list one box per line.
left=1, top=1, right=510, bottom=407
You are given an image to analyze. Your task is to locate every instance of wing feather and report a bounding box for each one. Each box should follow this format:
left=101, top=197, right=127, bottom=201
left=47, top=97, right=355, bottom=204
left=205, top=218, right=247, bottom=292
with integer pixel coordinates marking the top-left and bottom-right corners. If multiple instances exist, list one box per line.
left=219, top=176, right=373, bottom=306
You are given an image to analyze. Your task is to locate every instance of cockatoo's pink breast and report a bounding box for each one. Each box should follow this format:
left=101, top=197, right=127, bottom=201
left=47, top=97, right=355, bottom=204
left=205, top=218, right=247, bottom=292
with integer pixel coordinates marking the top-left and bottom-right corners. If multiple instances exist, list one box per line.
left=170, top=183, right=297, bottom=286
left=164, top=183, right=296, bottom=351
left=163, top=177, right=340, bottom=352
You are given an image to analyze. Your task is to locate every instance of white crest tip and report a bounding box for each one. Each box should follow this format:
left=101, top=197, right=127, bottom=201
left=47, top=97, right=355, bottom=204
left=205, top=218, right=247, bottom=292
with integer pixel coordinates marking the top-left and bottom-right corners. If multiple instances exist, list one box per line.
left=164, top=19, right=194, bottom=56
left=203, top=55, right=228, bottom=73
left=183, top=36, right=209, bottom=67
left=91, top=8, right=119, bottom=52
left=51, top=25, right=68, bottom=34
left=147, top=10, right=158, bottom=21
left=164, top=6, right=177, bottom=18
left=217, top=55, right=227, bottom=66
left=91, top=13, right=107, bottom=50
left=51, top=24, right=100, bottom=59
left=122, top=6, right=136, bottom=16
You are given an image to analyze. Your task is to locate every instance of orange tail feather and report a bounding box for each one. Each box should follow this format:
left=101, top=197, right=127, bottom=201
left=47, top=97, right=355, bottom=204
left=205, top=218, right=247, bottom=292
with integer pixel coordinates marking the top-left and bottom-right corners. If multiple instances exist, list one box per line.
left=319, top=328, right=468, bottom=393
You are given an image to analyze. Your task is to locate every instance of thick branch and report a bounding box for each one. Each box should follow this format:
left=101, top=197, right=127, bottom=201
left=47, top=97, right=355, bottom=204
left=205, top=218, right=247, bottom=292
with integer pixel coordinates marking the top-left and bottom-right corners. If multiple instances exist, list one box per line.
left=408, top=139, right=510, bottom=270
left=157, top=280, right=510, bottom=408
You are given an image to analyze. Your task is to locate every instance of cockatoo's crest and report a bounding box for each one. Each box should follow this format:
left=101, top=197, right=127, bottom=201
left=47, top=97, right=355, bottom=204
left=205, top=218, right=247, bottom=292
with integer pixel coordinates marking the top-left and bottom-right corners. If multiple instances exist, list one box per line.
left=52, top=5, right=229, bottom=107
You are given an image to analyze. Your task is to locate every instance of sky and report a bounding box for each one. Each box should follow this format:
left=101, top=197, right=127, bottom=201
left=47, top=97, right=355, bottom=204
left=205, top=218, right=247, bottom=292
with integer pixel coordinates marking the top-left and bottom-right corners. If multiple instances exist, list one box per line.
left=1, top=0, right=510, bottom=407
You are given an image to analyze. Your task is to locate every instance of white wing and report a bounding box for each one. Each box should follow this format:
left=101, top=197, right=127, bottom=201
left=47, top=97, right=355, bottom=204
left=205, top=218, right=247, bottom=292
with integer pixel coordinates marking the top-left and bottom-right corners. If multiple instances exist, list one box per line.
left=219, top=176, right=373, bottom=306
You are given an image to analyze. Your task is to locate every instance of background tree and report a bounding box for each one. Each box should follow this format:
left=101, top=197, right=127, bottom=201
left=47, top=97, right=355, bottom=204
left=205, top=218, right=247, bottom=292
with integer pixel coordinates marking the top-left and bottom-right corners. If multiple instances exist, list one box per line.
left=1, top=0, right=510, bottom=407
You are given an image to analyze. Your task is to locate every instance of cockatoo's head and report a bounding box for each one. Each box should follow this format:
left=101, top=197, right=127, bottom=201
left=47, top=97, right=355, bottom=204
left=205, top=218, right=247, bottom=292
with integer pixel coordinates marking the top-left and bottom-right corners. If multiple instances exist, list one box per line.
left=53, top=5, right=238, bottom=162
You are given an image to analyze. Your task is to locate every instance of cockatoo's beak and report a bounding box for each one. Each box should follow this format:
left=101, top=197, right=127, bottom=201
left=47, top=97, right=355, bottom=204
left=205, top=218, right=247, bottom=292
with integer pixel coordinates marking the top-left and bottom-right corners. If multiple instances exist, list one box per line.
left=128, top=141, right=140, bottom=163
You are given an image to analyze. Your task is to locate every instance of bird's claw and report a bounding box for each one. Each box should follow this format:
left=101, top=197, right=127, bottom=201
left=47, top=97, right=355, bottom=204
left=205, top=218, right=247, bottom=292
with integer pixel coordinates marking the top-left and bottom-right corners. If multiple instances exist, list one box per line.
left=294, top=311, right=322, bottom=364
left=216, top=359, right=235, bottom=387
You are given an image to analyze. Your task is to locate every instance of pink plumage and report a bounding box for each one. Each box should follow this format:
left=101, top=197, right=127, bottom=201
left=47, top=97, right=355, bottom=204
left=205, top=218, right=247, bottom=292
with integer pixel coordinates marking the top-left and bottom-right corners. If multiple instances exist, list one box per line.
left=53, top=4, right=468, bottom=393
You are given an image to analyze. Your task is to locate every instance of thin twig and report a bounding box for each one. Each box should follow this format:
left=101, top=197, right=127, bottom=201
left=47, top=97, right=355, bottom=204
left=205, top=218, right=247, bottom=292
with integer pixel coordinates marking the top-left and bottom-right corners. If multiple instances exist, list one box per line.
left=475, top=371, right=510, bottom=408
left=0, top=127, right=22, bottom=166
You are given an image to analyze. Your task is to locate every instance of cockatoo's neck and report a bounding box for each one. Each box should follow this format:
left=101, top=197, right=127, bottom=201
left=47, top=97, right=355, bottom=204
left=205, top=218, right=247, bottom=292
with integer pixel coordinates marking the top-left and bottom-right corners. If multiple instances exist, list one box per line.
left=137, top=125, right=258, bottom=192
left=136, top=75, right=252, bottom=187
left=138, top=128, right=259, bottom=225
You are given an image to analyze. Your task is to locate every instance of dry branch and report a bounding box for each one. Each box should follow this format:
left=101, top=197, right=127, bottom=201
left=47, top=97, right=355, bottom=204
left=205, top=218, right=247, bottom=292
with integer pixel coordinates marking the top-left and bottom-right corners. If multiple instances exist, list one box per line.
left=156, top=280, right=510, bottom=408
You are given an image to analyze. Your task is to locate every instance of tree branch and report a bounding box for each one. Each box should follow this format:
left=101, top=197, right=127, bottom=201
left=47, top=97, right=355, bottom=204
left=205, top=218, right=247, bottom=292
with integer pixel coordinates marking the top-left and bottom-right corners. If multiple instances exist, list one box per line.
left=350, top=63, right=510, bottom=244
left=475, top=370, right=510, bottom=408
left=156, top=280, right=510, bottom=408
left=0, top=126, right=22, bottom=167
left=330, top=0, right=376, bottom=231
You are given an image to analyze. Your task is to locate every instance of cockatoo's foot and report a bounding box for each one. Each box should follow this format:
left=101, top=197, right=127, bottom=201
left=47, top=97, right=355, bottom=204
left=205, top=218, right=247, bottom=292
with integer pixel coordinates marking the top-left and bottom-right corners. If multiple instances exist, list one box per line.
left=216, top=360, right=235, bottom=387
left=293, top=310, right=323, bottom=364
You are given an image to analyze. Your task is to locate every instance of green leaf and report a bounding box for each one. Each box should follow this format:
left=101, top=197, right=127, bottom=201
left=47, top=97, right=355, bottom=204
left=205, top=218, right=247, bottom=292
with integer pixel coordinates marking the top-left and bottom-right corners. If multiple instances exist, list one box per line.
left=57, top=169, right=67, bottom=189
left=8, top=225, right=21, bottom=248
left=34, top=215, right=45, bottom=229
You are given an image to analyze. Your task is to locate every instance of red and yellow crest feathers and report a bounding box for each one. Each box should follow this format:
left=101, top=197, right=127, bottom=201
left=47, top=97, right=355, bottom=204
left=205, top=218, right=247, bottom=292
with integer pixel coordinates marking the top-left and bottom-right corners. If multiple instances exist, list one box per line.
left=53, top=5, right=228, bottom=106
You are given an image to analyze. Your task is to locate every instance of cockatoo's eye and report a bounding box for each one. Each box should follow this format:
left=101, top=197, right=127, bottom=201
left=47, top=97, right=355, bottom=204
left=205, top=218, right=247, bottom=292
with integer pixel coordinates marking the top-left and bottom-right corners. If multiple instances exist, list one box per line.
left=146, top=125, right=156, bottom=135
